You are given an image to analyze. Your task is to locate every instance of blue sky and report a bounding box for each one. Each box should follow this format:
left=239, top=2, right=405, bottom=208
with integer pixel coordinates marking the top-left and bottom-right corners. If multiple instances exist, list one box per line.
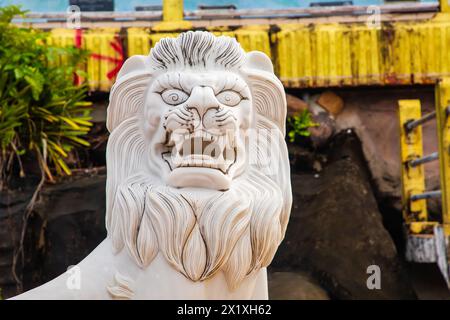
left=1, top=0, right=434, bottom=12
left=0, top=0, right=437, bottom=12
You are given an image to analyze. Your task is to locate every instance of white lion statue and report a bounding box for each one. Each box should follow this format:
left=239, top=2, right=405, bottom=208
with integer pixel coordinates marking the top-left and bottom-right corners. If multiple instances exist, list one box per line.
left=13, top=31, right=292, bottom=300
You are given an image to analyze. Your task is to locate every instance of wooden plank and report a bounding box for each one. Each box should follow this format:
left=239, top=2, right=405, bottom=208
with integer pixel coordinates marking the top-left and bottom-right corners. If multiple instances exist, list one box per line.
left=19, top=2, right=438, bottom=21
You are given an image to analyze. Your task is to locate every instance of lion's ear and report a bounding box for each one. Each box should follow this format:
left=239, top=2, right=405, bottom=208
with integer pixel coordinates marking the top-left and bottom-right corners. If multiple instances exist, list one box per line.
left=241, top=51, right=287, bottom=135
left=107, top=55, right=151, bottom=133
left=117, top=55, right=148, bottom=80
left=243, top=51, right=274, bottom=74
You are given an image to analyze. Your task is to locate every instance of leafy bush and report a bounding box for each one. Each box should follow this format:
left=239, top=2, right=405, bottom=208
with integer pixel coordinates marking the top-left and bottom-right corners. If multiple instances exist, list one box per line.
left=287, top=109, right=317, bottom=143
left=0, top=6, right=92, bottom=186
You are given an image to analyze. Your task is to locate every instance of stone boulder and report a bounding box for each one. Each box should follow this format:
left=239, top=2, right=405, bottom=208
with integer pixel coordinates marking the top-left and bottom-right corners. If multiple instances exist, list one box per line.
left=268, top=271, right=329, bottom=300
left=334, top=87, right=438, bottom=211
left=317, top=91, right=345, bottom=117
left=286, top=94, right=308, bottom=117
left=271, top=132, right=416, bottom=299
left=308, top=112, right=336, bottom=149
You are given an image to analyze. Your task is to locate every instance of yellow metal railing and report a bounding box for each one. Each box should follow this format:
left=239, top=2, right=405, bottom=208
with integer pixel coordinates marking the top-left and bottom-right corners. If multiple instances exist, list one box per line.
left=436, top=78, right=450, bottom=235
left=398, top=78, right=450, bottom=284
left=398, top=100, right=429, bottom=229
left=398, top=81, right=450, bottom=236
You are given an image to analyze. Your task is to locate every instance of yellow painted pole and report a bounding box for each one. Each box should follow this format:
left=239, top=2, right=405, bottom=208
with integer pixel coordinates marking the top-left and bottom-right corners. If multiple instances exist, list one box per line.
left=163, top=0, right=184, bottom=22
left=398, top=100, right=428, bottom=228
left=154, top=0, right=191, bottom=31
left=440, top=0, right=450, bottom=13
left=436, top=79, right=450, bottom=235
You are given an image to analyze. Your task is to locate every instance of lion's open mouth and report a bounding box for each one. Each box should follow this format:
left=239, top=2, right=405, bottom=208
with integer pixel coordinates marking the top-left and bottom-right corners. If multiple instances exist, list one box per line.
left=162, top=130, right=237, bottom=174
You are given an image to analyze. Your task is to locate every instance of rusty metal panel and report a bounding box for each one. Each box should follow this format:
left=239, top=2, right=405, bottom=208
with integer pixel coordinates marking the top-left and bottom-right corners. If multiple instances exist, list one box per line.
left=205, top=26, right=271, bottom=57
left=127, top=28, right=151, bottom=57
left=276, top=17, right=450, bottom=88
left=46, top=15, right=450, bottom=91
left=276, top=24, right=342, bottom=87
left=47, top=29, right=76, bottom=67
left=143, top=27, right=270, bottom=58
left=149, top=31, right=179, bottom=46
left=352, top=25, right=381, bottom=86
left=388, top=19, right=450, bottom=85
left=48, top=28, right=123, bottom=91
left=233, top=27, right=271, bottom=58
left=275, top=23, right=384, bottom=87
left=82, top=29, right=123, bottom=92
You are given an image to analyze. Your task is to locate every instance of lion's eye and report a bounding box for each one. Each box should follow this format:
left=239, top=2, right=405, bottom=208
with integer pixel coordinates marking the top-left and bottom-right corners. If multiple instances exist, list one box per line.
left=161, top=89, right=189, bottom=105
left=216, top=90, right=242, bottom=107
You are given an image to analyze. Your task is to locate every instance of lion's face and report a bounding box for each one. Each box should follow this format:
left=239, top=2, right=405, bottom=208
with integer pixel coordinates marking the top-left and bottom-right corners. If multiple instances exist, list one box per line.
left=143, top=71, right=252, bottom=190
left=105, top=32, right=292, bottom=291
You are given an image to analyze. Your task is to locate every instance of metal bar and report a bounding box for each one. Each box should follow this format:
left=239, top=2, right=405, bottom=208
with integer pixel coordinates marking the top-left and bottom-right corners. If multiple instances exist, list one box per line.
left=19, top=11, right=162, bottom=20
left=411, top=191, right=442, bottom=201
left=186, top=3, right=439, bottom=18
left=405, top=111, right=436, bottom=132
left=409, top=152, right=439, bottom=167
left=436, top=78, right=450, bottom=236
left=398, top=100, right=428, bottom=222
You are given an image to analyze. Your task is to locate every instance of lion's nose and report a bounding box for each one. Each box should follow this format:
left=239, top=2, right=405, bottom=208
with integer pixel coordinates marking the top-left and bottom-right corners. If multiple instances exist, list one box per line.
left=187, top=86, right=218, bottom=118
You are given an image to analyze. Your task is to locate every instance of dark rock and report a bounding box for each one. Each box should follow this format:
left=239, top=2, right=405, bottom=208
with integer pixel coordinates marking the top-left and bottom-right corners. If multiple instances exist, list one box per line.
left=288, top=143, right=317, bottom=171
left=317, top=91, right=344, bottom=116
left=0, top=172, right=106, bottom=299
left=308, top=112, right=336, bottom=149
left=0, top=187, right=33, bottom=298
left=268, top=271, right=329, bottom=300
left=27, top=173, right=107, bottom=290
left=272, top=132, right=416, bottom=299
left=286, top=94, right=309, bottom=117
left=334, top=87, right=438, bottom=212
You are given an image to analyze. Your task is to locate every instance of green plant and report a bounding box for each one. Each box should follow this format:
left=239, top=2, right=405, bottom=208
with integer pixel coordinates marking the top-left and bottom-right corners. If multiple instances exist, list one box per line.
left=0, top=5, right=92, bottom=186
left=287, top=109, right=317, bottom=143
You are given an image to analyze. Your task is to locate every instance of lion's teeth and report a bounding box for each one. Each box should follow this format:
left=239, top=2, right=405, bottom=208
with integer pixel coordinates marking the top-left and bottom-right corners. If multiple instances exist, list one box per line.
left=216, top=155, right=225, bottom=172
left=194, top=158, right=203, bottom=167
left=166, top=128, right=236, bottom=172
left=167, top=133, right=177, bottom=147
left=216, top=135, right=226, bottom=152
left=227, top=130, right=236, bottom=148
left=166, top=137, right=175, bottom=147
left=172, top=152, right=183, bottom=167
left=174, top=140, right=184, bottom=154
